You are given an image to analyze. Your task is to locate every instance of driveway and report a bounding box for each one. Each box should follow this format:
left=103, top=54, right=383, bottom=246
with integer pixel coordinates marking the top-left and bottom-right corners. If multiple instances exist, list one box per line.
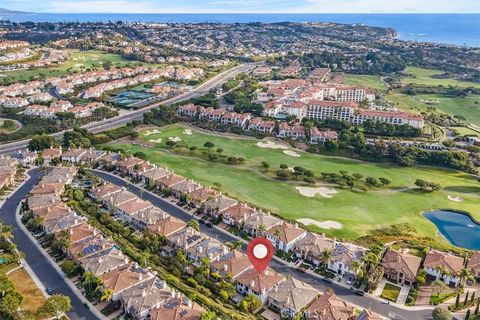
left=0, top=168, right=102, bottom=320
left=92, top=169, right=433, bottom=320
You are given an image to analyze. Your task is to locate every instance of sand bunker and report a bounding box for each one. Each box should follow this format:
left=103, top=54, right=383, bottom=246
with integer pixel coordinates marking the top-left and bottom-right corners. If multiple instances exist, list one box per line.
left=283, top=150, right=300, bottom=157
left=183, top=129, right=193, bottom=135
left=144, top=129, right=161, bottom=136
left=471, top=124, right=480, bottom=129
left=296, top=186, right=337, bottom=198
left=447, top=195, right=464, bottom=202
left=168, top=137, right=182, bottom=142
left=74, top=63, right=83, bottom=67
left=256, top=141, right=288, bottom=150
left=297, top=218, right=343, bottom=230
left=149, top=138, right=162, bottom=143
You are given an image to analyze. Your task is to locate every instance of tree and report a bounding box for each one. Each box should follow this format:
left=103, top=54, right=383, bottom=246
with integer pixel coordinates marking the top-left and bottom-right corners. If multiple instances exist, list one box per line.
left=261, top=161, right=269, bottom=171
left=61, top=260, right=76, bottom=275
left=466, top=309, right=471, bottom=320
left=0, top=273, right=14, bottom=298
left=432, top=307, right=452, bottom=320
left=37, top=295, right=72, bottom=319
left=475, top=300, right=479, bottom=315
left=28, top=134, right=56, bottom=151
left=279, top=164, right=288, bottom=169
left=460, top=269, right=474, bottom=286
left=320, top=249, right=332, bottom=269
left=415, top=179, right=441, bottom=192
left=456, top=293, right=461, bottom=308
left=187, top=219, right=200, bottom=231
left=101, top=288, right=113, bottom=302
left=204, top=142, right=214, bottom=149
left=216, top=148, right=223, bottom=154
left=200, top=310, right=217, bottom=320
left=431, top=280, right=450, bottom=296
left=465, top=291, right=470, bottom=306
left=242, top=293, right=261, bottom=312
left=0, top=290, right=23, bottom=316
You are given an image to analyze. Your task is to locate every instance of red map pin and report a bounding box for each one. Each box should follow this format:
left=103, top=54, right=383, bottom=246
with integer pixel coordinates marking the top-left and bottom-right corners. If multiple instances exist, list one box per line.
left=246, top=237, right=274, bottom=274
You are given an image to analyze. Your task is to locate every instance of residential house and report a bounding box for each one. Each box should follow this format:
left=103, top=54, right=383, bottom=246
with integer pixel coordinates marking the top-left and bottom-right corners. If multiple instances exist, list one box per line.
left=221, top=202, right=256, bottom=226
left=304, top=292, right=355, bottom=320
left=147, top=215, right=187, bottom=238
left=186, top=237, right=228, bottom=266
left=243, top=211, right=282, bottom=238
left=43, top=211, right=88, bottom=235
left=170, top=179, right=201, bottom=198
left=120, top=277, right=173, bottom=319
left=166, top=227, right=206, bottom=252
left=130, top=207, right=167, bottom=230
left=467, top=251, right=480, bottom=279
left=309, top=128, right=338, bottom=144
left=382, top=249, right=422, bottom=286
left=248, top=117, right=275, bottom=134
left=267, top=277, right=319, bottom=318
left=155, top=174, right=186, bottom=192
left=80, top=246, right=129, bottom=276
left=61, top=149, right=88, bottom=163
left=210, top=250, right=252, bottom=279
left=186, top=187, right=217, bottom=208
left=265, top=222, right=307, bottom=252
left=115, top=198, right=153, bottom=222
left=148, top=297, right=204, bottom=320
left=293, top=232, right=336, bottom=266
left=68, top=233, right=116, bottom=262
left=41, top=147, right=62, bottom=165
left=89, top=183, right=122, bottom=202
left=114, top=157, right=145, bottom=175
left=102, top=189, right=137, bottom=211
left=139, top=167, right=171, bottom=185
left=327, top=243, right=368, bottom=277
left=101, top=262, right=156, bottom=302
left=203, top=194, right=237, bottom=217
left=236, top=268, right=284, bottom=303
left=277, top=122, right=305, bottom=140
left=423, top=249, right=464, bottom=287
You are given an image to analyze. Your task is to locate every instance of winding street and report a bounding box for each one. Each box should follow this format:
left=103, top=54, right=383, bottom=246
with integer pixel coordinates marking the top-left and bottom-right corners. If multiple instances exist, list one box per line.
left=92, top=170, right=434, bottom=320
left=0, top=168, right=102, bottom=320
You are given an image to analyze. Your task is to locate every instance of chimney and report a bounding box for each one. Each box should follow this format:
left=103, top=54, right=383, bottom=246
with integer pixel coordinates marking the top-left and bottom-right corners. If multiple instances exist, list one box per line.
left=250, top=280, right=255, bottom=288
left=142, top=289, right=146, bottom=298
left=223, top=264, right=228, bottom=272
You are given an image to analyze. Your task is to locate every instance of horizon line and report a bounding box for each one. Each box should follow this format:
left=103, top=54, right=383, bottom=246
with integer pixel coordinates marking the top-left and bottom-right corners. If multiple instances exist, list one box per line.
left=10, top=11, right=480, bottom=14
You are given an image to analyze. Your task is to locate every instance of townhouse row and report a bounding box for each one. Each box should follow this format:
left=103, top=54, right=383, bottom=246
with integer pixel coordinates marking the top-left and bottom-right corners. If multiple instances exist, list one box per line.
left=33, top=148, right=383, bottom=319
left=25, top=166, right=205, bottom=320
left=176, top=103, right=339, bottom=144
left=23, top=101, right=105, bottom=119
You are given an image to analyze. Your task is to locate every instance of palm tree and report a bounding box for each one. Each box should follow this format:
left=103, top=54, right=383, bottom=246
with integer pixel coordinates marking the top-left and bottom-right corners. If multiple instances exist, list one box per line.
left=459, top=268, right=475, bottom=286
left=227, top=240, right=243, bottom=251
left=351, top=260, right=363, bottom=277
left=362, top=252, right=380, bottom=272
left=320, top=249, right=332, bottom=270
left=101, top=288, right=113, bottom=302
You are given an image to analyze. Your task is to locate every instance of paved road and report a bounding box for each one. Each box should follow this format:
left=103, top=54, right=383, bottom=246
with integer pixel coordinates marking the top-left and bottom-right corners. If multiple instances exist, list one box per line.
left=0, top=168, right=101, bottom=320
left=0, top=63, right=256, bottom=155
left=93, top=170, right=433, bottom=320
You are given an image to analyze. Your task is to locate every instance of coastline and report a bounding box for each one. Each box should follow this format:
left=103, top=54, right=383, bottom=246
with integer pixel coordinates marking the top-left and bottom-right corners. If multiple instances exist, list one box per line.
left=2, top=13, right=479, bottom=47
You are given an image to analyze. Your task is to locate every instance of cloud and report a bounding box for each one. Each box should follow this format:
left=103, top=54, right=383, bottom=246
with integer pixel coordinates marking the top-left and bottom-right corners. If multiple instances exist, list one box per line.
left=3, top=0, right=480, bottom=13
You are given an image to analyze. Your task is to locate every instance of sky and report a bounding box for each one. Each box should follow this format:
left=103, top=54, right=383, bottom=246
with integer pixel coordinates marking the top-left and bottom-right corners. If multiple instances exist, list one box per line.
left=3, top=0, right=480, bottom=13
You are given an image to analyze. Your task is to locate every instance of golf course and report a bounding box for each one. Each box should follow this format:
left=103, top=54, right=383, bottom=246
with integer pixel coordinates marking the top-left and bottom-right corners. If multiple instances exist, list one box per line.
left=104, top=124, right=480, bottom=242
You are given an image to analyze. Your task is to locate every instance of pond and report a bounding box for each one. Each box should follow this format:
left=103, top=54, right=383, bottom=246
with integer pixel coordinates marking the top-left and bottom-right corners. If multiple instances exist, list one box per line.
left=423, top=210, right=480, bottom=250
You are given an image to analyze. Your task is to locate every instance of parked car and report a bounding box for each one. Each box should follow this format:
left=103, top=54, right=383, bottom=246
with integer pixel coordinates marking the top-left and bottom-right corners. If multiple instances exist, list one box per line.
left=353, top=289, right=365, bottom=296
left=46, top=288, right=55, bottom=295
left=346, top=276, right=353, bottom=285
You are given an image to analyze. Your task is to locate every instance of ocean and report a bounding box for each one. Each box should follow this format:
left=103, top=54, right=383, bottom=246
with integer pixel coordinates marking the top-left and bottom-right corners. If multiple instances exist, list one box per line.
left=3, top=13, right=479, bottom=47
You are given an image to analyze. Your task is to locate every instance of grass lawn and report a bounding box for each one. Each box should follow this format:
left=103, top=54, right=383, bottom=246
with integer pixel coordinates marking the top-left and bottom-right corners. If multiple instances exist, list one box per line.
left=0, top=49, right=145, bottom=85
left=381, top=283, right=402, bottom=302
left=449, top=126, right=480, bottom=136
left=7, top=268, right=46, bottom=313
left=401, top=67, right=480, bottom=89
left=103, top=124, right=480, bottom=241
left=340, top=73, right=388, bottom=91
left=386, top=91, right=480, bottom=127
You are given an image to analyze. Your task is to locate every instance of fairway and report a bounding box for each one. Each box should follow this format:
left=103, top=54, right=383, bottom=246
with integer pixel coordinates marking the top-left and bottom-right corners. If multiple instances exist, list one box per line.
left=340, top=73, right=388, bottom=91
left=0, top=50, right=145, bottom=85
left=104, top=124, right=480, bottom=242
left=386, top=91, right=480, bottom=127
left=401, top=67, right=480, bottom=89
